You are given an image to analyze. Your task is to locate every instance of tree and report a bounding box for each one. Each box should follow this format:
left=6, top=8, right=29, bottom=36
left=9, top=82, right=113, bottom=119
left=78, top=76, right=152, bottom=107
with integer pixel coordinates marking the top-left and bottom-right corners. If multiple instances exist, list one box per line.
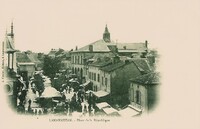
left=43, top=55, right=62, bottom=79
left=33, top=73, right=44, bottom=96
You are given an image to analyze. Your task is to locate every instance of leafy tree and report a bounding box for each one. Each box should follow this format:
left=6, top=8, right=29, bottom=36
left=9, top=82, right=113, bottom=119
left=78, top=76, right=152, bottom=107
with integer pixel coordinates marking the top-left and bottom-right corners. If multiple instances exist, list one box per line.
left=43, top=55, right=62, bottom=79
left=33, top=73, right=44, bottom=96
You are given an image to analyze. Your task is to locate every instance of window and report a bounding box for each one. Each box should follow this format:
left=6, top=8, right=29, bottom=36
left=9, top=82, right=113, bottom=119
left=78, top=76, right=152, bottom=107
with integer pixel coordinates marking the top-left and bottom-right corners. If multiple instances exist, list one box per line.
left=136, top=90, right=141, bottom=105
left=94, top=73, right=96, bottom=81
left=89, top=72, right=91, bottom=79
left=102, top=77, right=104, bottom=85
left=105, top=78, right=107, bottom=86
left=97, top=74, right=100, bottom=82
left=93, top=85, right=97, bottom=92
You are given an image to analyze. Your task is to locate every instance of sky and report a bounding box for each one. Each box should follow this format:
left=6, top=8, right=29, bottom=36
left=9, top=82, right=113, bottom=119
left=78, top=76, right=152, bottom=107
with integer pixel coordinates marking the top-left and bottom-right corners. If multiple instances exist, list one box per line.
left=0, top=0, right=199, bottom=53
left=1, top=1, right=200, bottom=128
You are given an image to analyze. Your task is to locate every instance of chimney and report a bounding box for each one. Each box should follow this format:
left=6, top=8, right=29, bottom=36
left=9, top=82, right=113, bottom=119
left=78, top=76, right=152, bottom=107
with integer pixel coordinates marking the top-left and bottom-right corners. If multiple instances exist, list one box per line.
left=112, top=56, right=120, bottom=64
left=123, top=46, right=126, bottom=50
left=145, top=40, right=148, bottom=48
left=89, top=45, right=93, bottom=52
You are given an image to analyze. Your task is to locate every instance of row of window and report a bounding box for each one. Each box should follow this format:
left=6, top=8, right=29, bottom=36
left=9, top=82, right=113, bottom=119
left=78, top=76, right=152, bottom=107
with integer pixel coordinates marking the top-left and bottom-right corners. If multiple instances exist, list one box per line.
left=71, top=55, right=83, bottom=64
left=88, top=72, right=108, bottom=86
left=130, top=87, right=141, bottom=105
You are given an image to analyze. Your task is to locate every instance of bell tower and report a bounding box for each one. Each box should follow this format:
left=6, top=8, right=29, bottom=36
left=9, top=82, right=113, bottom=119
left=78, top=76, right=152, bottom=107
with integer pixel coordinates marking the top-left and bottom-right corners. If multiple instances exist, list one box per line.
left=103, top=24, right=111, bottom=43
left=7, top=22, right=14, bottom=39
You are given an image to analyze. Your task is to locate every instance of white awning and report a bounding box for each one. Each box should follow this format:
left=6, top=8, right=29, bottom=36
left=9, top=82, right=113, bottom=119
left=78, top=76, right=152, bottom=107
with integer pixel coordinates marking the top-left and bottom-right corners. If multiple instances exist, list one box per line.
left=40, top=87, right=61, bottom=98
left=118, top=105, right=140, bottom=117
left=93, top=90, right=109, bottom=98
left=69, top=78, right=79, bottom=83
left=96, top=102, right=111, bottom=110
left=102, top=107, right=119, bottom=115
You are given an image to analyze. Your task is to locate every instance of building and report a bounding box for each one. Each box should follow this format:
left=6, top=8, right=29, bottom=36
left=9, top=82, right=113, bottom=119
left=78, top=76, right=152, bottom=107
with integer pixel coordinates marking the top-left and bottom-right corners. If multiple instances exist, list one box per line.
left=16, top=52, right=36, bottom=80
left=98, top=58, right=152, bottom=106
left=86, top=56, right=113, bottom=91
left=129, top=72, right=160, bottom=113
left=116, top=41, right=148, bottom=58
left=26, top=52, right=43, bottom=70
left=59, top=51, right=72, bottom=70
left=48, top=49, right=59, bottom=58
left=2, top=22, right=18, bottom=108
left=71, top=25, right=148, bottom=83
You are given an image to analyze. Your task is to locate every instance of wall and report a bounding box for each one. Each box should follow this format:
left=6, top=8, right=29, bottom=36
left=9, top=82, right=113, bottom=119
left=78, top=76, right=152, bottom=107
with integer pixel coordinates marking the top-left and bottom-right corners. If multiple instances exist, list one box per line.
left=129, top=82, right=158, bottom=112
left=130, top=83, right=148, bottom=111
left=147, top=85, right=158, bottom=112
left=99, top=71, right=111, bottom=93
left=110, top=62, right=141, bottom=98
left=18, top=64, right=35, bottom=78
left=87, top=65, right=101, bottom=91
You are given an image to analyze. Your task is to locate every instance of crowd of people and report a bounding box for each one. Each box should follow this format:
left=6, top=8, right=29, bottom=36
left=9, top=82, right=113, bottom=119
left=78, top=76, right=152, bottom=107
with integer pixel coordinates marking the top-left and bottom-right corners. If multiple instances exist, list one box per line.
left=15, top=71, right=98, bottom=117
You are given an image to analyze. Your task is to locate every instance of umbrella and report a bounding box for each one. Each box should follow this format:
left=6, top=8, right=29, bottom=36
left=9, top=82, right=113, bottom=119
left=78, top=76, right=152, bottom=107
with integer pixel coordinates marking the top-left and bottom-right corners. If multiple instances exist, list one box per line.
left=40, top=87, right=61, bottom=98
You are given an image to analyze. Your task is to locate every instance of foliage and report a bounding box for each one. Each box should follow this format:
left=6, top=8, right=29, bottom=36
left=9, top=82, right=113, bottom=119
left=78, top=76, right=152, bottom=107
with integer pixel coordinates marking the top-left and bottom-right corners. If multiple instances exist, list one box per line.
left=43, top=55, right=62, bottom=79
left=33, top=73, right=44, bottom=96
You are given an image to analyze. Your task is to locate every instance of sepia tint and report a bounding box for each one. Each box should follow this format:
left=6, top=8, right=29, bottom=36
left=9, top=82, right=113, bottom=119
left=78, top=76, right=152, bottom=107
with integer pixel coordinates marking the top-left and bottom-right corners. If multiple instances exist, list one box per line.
left=2, top=22, right=160, bottom=117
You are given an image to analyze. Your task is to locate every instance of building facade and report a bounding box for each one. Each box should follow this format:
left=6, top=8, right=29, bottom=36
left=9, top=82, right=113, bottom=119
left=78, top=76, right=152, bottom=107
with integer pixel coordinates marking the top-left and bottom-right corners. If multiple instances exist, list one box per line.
left=2, top=22, right=18, bottom=108
left=16, top=52, right=36, bottom=80
left=129, top=72, right=160, bottom=113
left=71, top=25, right=148, bottom=83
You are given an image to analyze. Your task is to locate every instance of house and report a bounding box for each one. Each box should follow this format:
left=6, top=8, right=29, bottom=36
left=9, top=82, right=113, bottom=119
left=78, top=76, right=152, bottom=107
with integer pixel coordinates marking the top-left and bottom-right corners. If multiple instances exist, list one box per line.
left=26, top=52, right=43, bottom=70
left=86, top=57, right=113, bottom=91
left=116, top=41, right=148, bottom=58
left=48, top=49, right=59, bottom=58
left=59, top=51, right=72, bottom=70
left=129, top=72, right=160, bottom=113
left=71, top=25, right=116, bottom=83
left=98, top=57, right=145, bottom=106
left=16, top=52, right=35, bottom=80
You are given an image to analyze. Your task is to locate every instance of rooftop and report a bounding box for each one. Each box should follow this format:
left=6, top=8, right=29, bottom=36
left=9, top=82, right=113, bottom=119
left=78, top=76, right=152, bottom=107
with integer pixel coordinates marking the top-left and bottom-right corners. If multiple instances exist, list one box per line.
left=5, top=36, right=16, bottom=53
left=100, top=61, right=126, bottom=72
left=73, top=39, right=116, bottom=53
left=16, top=52, right=32, bottom=63
left=116, top=42, right=147, bottom=53
left=89, top=59, right=112, bottom=67
left=132, top=58, right=152, bottom=73
left=130, top=72, right=160, bottom=85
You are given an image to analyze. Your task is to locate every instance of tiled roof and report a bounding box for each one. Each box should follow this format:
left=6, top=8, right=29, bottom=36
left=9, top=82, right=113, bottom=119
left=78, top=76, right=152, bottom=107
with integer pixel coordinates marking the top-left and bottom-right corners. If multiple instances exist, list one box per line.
left=132, top=58, right=152, bottom=73
left=27, top=53, right=40, bottom=63
left=5, top=37, right=16, bottom=52
left=73, top=39, right=116, bottom=52
left=130, top=72, right=160, bottom=85
left=117, top=42, right=147, bottom=53
left=16, top=52, right=32, bottom=63
left=89, top=59, right=112, bottom=67
left=100, top=61, right=126, bottom=72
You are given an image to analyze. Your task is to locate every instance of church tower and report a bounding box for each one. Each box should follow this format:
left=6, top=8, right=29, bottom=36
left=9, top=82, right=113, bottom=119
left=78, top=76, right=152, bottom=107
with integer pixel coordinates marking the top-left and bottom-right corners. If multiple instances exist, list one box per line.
left=103, top=24, right=111, bottom=43
left=7, top=22, right=14, bottom=39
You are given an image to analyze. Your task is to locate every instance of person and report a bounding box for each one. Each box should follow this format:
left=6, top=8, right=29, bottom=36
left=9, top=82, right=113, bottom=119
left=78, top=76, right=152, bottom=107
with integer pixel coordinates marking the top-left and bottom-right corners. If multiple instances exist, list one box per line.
left=16, top=75, right=23, bottom=93
left=65, top=101, right=69, bottom=115
left=43, top=108, right=48, bottom=115
left=25, top=79, right=29, bottom=89
left=61, top=93, right=66, bottom=102
left=17, top=101, right=25, bottom=114
left=27, top=99, right=33, bottom=114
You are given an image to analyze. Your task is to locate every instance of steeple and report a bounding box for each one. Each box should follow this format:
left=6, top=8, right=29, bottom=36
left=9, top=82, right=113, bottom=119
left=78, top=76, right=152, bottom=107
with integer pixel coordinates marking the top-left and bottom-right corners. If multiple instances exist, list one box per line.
left=103, top=24, right=111, bottom=43
left=10, top=21, right=14, bottom=39
left=7, top=22, right=14, bottom=39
